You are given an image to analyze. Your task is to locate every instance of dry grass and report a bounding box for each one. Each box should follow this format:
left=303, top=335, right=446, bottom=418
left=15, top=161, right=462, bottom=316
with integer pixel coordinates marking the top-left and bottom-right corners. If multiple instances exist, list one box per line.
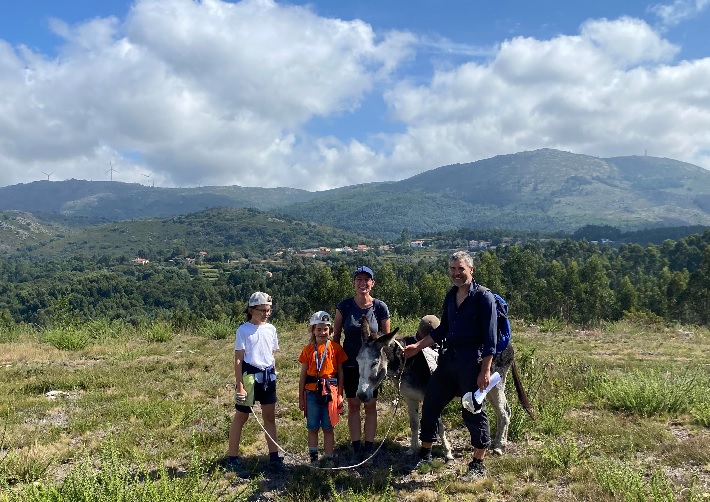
left=1, top=320, right=709, bottom=501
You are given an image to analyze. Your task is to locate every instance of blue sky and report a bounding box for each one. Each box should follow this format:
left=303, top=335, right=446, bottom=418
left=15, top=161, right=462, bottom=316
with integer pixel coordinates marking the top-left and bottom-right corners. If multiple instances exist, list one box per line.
left=0, top=0, right=709, bottom=189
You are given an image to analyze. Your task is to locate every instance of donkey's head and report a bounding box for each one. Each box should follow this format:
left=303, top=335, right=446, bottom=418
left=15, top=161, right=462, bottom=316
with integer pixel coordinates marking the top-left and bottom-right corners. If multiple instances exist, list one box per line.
left=356, top=314, right=399, bottom=403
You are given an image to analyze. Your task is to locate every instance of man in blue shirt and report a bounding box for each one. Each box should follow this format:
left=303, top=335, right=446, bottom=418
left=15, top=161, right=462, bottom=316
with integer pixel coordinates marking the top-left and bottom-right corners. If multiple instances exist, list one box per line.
left=404, top=251, right=496, bottom=480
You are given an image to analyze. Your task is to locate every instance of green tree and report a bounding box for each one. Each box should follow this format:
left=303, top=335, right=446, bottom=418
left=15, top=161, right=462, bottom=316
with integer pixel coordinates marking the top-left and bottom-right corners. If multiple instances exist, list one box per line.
left=475, top=251, right=506, bottom=295
left=563, top=261, right=584, bottom=324
left=419, top=271, right=450, bottom=316
left=579, top=255, right=614, bottom=327
left=374, top=262, right=407, bottom=317
left=307, top=266, right=338, bottom=313
left=685, top=247, right=710, bottom=325
left=539, top=260, right=567, bottom=320
left=616, top=276, right=637, bottom=316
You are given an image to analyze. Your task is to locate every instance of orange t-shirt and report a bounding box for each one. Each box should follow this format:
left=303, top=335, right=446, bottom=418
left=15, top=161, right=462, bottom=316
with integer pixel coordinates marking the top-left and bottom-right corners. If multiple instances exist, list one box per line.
left=298, top=341, right=348, bottom=391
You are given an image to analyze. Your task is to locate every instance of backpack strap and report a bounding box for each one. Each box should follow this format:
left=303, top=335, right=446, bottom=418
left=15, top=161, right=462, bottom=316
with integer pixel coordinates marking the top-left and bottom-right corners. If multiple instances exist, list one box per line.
left=474, top=285, right=490, bottom=297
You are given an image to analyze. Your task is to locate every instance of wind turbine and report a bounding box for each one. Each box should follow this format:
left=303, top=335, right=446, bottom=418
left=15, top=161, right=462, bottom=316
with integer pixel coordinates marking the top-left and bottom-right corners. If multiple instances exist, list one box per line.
left=41, top=171, right=54, bottom=181
left=141, top=173, right=151, bottom=186
left=107, top=162, right=118, bottom=181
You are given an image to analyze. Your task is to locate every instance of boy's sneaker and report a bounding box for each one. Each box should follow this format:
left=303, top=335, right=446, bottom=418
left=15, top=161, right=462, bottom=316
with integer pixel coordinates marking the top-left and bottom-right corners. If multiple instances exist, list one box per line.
left=461, top=459, right=486, bottom=481
left=225, top=457, right=250, bottom=478
left=266, top=456, right=285, bottom=473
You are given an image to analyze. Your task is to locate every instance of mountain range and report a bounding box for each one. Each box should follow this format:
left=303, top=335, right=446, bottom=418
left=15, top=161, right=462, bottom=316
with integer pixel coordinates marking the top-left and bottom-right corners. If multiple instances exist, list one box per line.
left=2, top=148, right=710, bottom=239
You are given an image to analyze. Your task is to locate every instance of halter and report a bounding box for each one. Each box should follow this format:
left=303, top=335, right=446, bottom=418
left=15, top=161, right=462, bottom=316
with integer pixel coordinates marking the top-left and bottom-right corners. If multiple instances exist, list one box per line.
left=390, top=338, right=410, bottom=380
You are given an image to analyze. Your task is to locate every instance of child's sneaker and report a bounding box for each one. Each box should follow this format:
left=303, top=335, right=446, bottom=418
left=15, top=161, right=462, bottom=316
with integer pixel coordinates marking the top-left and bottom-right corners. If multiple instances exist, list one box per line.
left=225, top=457, right=250, bottom=478
left=319, top=455, right=335, bottom=468
left=266, top=456, right=285, bottom=473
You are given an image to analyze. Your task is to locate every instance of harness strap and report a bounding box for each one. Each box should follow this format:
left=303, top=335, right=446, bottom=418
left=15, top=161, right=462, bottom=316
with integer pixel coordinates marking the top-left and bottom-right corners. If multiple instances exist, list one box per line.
left=305, top=375, right=338, bottom=385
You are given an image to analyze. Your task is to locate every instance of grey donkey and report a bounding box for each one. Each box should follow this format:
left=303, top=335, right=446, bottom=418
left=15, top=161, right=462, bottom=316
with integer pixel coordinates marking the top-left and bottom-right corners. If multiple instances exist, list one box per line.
left=356, top=314, right=534, bottom=458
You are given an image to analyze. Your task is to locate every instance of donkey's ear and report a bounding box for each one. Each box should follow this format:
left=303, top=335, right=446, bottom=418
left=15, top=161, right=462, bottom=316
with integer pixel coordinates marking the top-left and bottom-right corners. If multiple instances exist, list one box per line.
left=375, top=327, right=399, bottom=347
left=361, top=314, right=373, bottom=341
left=375, top=331, right=397, bottom=347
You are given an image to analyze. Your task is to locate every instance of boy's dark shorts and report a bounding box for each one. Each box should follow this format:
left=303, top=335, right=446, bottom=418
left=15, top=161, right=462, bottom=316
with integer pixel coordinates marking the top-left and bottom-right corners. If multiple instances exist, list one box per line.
left=235, top=378, right=277, bottom=414
left=343, top=364, right=378, bottom=400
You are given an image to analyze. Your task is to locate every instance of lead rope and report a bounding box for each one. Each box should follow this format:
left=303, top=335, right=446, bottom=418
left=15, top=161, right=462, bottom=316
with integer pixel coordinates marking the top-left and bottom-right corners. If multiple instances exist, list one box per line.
left=246, top=338, right=409, bottom=471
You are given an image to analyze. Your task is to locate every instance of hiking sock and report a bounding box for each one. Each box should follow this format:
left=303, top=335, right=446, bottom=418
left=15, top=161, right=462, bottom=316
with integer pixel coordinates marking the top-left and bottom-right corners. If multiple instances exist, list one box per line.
left=351, top=440, right=361, bottom=452
left=364, top=441, right=374, bottom=453
left=418, top=447, right=432, bottom=461
left=268, top=451, right=281, bottom=463
left=309, top=448, right=318, bottom=462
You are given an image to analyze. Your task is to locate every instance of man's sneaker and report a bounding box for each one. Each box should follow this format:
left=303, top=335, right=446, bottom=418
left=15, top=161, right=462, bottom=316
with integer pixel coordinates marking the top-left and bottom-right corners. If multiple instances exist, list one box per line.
left=410, top=451, right=432, bottom=471
left=461, top=459, right=486, bottom=481
left=225, top=457, right=250, bottom=478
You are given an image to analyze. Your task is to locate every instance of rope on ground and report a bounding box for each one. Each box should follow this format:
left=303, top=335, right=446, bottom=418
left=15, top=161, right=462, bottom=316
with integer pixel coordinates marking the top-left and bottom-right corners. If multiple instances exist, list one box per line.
left=246, top=344, right=409, bottom=471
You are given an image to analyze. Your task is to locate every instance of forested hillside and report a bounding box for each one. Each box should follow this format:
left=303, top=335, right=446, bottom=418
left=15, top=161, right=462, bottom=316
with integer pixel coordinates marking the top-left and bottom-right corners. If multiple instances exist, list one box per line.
left=7, top=207, right=374, bottom=260
left=3, top=150, right=710, bottom=238
left=278, top=150, right=710, bottom=236
left=0, top=179, right=316, bottom=219
left=1, top=231, right=709, bottom=330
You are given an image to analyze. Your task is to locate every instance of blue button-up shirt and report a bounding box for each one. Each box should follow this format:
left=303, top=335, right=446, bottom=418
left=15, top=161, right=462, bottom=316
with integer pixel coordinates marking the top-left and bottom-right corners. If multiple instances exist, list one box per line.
left=430, top=282, right=497, bottom=357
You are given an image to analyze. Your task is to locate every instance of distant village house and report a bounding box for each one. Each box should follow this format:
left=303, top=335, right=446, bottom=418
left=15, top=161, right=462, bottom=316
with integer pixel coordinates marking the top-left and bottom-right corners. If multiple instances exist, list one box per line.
left=468, top=240, right=492, bottom=249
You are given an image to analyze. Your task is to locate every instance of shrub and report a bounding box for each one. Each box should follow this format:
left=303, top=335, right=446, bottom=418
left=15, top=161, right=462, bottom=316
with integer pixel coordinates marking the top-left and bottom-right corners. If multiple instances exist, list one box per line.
left=145, top=320, right=175, bottom=343
left=196, top=318, right=233, bottom=340
left=538, top=317, right=566, bottom=334
left=41, top=326, right=90, bottom=351
left=587, top=369, right=700, bottom=417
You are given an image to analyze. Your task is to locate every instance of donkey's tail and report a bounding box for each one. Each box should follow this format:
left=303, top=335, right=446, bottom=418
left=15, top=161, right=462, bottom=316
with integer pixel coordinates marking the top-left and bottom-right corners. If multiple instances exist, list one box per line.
left=511, top=360, right=535, bottom=419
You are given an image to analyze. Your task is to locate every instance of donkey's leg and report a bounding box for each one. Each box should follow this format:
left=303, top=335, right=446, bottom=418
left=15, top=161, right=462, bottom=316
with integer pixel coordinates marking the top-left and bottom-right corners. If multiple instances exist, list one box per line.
left=487, top=370, right=511, bottom=455
left=436, top=416, right=454, bottom=461
left=405, top=397, right=421, bottom=454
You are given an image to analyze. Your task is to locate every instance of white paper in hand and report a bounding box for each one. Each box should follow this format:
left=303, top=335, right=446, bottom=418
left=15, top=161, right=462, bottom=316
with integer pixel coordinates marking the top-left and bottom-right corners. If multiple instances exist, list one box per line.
left=461, top=371, right=502, bottom=413
left=474, top=371, right=502, bottom=404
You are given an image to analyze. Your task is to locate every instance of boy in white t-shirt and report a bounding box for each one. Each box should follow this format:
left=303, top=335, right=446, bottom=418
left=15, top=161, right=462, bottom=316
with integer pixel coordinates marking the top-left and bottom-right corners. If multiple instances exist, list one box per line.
left=226, top=291, right=283, bottom=477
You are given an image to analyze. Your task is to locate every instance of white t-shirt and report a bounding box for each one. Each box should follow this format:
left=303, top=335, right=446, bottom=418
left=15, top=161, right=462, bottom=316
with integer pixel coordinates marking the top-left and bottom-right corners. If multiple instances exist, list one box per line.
left=234, top=322, right=279, bottom=369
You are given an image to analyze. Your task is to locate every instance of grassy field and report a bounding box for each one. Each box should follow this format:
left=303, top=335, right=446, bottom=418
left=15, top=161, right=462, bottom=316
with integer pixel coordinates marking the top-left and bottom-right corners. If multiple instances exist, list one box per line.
left=1, top=315, right=709, bottom=501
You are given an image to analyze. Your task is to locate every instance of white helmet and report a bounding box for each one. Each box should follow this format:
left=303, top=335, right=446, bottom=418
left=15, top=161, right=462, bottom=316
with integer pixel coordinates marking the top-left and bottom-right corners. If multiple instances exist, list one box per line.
left=309, top=311, right=332, bottom=326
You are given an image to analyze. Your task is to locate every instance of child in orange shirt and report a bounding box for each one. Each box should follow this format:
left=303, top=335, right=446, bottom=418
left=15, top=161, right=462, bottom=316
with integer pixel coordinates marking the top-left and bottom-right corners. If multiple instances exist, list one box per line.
left=298, top=311, right=347, bottom=465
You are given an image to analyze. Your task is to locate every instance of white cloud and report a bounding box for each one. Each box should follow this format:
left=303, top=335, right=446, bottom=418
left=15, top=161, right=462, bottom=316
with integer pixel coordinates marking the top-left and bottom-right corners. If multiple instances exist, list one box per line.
left=381, top=17, right=710, bottom=179
left=0, top=0, right=413, bottom=188
left=649, top=0, right=710, bottom=28
left=1, top=3, right=710, bottom=192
